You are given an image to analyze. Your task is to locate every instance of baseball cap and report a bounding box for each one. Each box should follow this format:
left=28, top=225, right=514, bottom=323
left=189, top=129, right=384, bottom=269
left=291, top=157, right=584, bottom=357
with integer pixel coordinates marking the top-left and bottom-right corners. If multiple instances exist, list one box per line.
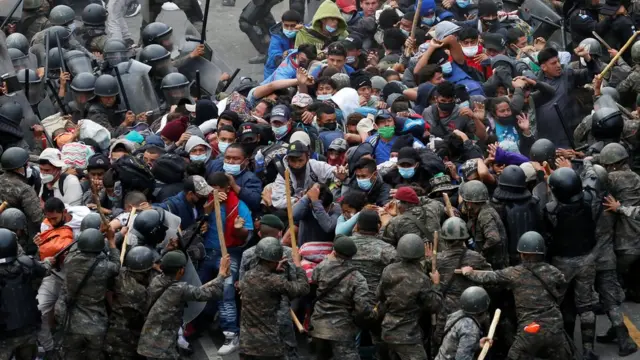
left=290, top=131, right=311, bottom=147
left=520, top=162, right=537, bottom=182
left=386, top=93, right=406, bottom=108
left=342, top=36, right=363, bottom=51
left=287, top=141, right=309, bottom=158
left=87, top=154, right=110, bottom=171
left=39, top=148, right=66, bottom=168
left=270, top=104, right=290, bottom=122
left=371, top=76, right=387, bottom=91
left=329, top=138, right=348, bottom=152
left=336, top=0, right=357, bottom=13
left=375, top=109, right=393, bottom=120
left=397, top=147, right=417, bottom=166
left=292, top=93, right=313, bottom=108
left=238, top=122, right=259, bottom=142
left=189, top=175, right=213, bottom=196
left=185, top=103, right=197, bottom=112
left=482, top=33, right=506, bottom=51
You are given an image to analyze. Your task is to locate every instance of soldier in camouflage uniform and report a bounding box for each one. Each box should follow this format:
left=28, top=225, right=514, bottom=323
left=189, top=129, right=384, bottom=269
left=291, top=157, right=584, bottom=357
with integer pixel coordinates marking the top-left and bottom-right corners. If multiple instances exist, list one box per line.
left=0, top=208, right=36, bottom=256
left=59, top=228, right=120, bottom=360
left=383, top=186, right=445, bottom=246
left=16, top=0, right=50, bottom=43
left=378, top=234, right=442, bottom=360
left=76, top=4, right=110, bottom=53
left=138, top=251, right=229, bottom=359
left=617, top=41, right=640, bottom=103
left=311, top=236, right=374, bottom=360
left=424, top=217, right=492, bottom=352
left=105, top=247, right=156, bottom=360
left=461, top=231, right=572, bottom=359
left=461, top=180, right=509, bottom=270
left=239, top=237, right=309, bottom=360
left=435, top=286, right=490, bottom=360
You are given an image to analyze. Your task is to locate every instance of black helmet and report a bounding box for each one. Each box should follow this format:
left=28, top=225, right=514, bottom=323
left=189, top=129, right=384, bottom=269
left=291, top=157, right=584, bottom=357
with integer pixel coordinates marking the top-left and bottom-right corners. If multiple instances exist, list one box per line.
left=124, top=246, right=155, bottom=272
left=139, top=44, right=171, bottom=64
left=0, top=102, right=24, bottom=126
left=46, top=26, right=71, bottom=48
left=80, top=213, right=103, bottom=231
left=48, top=47, right=66, bottom=70
left=397, top=234, right=424, bottom=260
left=529, top=138, right=555, bottom=165
left=94, top=74, right=120, bottom=97
left=517, top=231, right=545, bottom=254
left=6, top=33, right=29, bottom=55
left=70, top=72, right=97, bottom=92
left=591, top=107, right=623, bottom=141
left=82, top=3, right=107, bottom=26
left=49, top=5, right=75, bottom=26
left=160, top=72, right=190, bottom=90
left=0, top=229, right=18, bottom=263
left=548, top=167, right=583, bottom=203
left=255, top=237, right=283, bottom=262
left=132, top=209, right=167, bottom=246
left=17, top=68, right=41, bottom=84
left=460, top=286, right=490, bottom=314
left=493, top=165, right=531, bottom=201
left=0, top=208, right=27, bottom=231
left=0, top=147, right=29, bottom=170
left=77, top=228, right=105, bottom=253
left=103, top=38, right=128, bottom=54
left=141, top=22, right=173, bottom=47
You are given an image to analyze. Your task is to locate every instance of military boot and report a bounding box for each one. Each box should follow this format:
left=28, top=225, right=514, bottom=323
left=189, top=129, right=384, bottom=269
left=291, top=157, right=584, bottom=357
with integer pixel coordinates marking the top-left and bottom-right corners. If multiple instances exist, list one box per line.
left=616, top=325, right=638, bottom=356
left=596, top=326, right=617, bottom=343
left=583, top=349, right=599, bottom=360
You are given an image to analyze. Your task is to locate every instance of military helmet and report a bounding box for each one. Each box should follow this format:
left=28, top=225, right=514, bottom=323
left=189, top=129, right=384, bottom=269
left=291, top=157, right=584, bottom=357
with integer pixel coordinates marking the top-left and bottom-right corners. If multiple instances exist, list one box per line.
left=397, top=234, right=425, bottom=260
left=80, top=213, right=103, bottom=231
left=132, top=209, right=167, bottom=245
left=70, top=72, right=97, bottom=92
left=440, top=217, right=470, bottom=241
left=82, top=3, right=107, bottom=26
left=498, top=165, right=526, bottom=189
left=103, top=38, right=128, bottom=54
left=517, top=231, right=545, bottom=254
left=593, top=164, right=608, bottom=189
left=22, top=0, right=42, bottom=11
left=9, top=48, right=26, bottom=62
left=46, top=26, right=71, bottom=48
left=50, top=5, right=75, bottom=26
left=0, top=208, right=27, bottom=231
left=124, top=246, right=155, bottom=272
left=6, top=33, right=29, bottom=55
left=600, top=87, right=620, bottom=103
left=255, top=237, right=283, bottom=262
left=632, top=40, right=640, bottom=64
left=591, top=107, right=623, bottom=141
left=578, top=38, right=602, bottom=57
left=600, top=143, right=629, bottom=165
left=460, top=286, right=490, bottom=314
left=48, top=47, right=66, bottom=70
left=77, top=228, right=105, bottom=253
left=529, top=138, right=555, bottom=165
left=0, top=147, right=29, bottom=170
left=548, top=167, right=583, bottom=203
left=17, top=68, right=41, bottom=84
left=460, top=180, right=489, bottom=203
left=0, top=101, right=23, bottom=125
left=0, top=229, right=18, bottom=263
left=333, top=236, right=357, bottom=258
left=161, top=72, right=190, bottom=90
left=94, top=74, right=120, bottom=97
left=139, top=44, right=171, bottom=64
left=141, top=22, right=173, bottom=47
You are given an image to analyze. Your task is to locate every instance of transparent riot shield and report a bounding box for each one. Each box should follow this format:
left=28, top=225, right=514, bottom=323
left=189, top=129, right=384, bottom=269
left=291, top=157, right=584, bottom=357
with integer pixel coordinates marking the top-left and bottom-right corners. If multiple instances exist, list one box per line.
left=0, top=90, right=48, bottom=149
left=20, top=78, right=45, bottom=105
left=64, top=50, right=93, bottom=76
left=115, top=60, right=161, bottom=115
left=37, top=97, right=57, bottom=119
left=177, top=56, right=222, bottom=98
left=11, top=52, right=35, bottom=71
left=0, top=30, right=18, bottom=77
left=0, top=0, right=23, bottom=24
left=162, top=83, right=192, bottom=106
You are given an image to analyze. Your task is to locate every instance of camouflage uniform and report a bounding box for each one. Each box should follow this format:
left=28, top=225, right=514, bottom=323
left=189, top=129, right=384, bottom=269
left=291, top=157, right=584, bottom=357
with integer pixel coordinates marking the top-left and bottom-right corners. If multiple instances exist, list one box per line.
left=616, top=64, right=640, bottom=100
left=377, top=261, right=442, bottom=360
left=311, top=257, right=374, bottom=360
left=434, top=310, right=484, bottom=360
left=467, top=203, right=509, bottom=270
left=137, top=274, right=225, bottom=359
left=17, top=12, right=50, bottom=43
left=30, top=31, right=94, bottom=59
left=382, top=198, right=445, bottom=246
left=349, top=233, right=397, bottom=295
left=0, top=171, right=44, bottom=237
left=104, top=270, right=150, bottom=359
left=239, top=262, right=309, bottom=358
left=59, top=248, right=121, bottom=360
left=465, top=261, right=572, bottom=359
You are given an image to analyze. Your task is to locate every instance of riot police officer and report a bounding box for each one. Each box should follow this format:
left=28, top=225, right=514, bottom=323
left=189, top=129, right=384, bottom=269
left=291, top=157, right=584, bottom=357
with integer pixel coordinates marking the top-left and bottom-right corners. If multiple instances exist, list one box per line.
left=9, top=48, right=31, bottom=72
left=238, top=0, right=282, bottom=64
left=15, top=0, right=49, bottom=43
left=130, top=208, right=168, bottom=251
left=140, top=22, right=205, bottom=68
left=139, top=44, right=173, bottom=99
left=102, top=38, right=132, bottom=70
left=80, top=213, right=103, bottom=232
left=76, top=4, right=109, bottom=53
left=87, top=74, right=125, bottom=133
left=591, top=106, right=624, bottom=150
left=7, top=33, right=30, bottom=56
left=140, top=0, right=203, bottom=46
left=69, top=72, right=96, bottom=122
left=567, top=0, right=609, bottom=46
left=17, top=68, right=51, bottom=119
left=0, top=208, right=33, bottom=255
left=49, top=5, right=76, bottom=29
left=160, top=72, right=193, bottom=108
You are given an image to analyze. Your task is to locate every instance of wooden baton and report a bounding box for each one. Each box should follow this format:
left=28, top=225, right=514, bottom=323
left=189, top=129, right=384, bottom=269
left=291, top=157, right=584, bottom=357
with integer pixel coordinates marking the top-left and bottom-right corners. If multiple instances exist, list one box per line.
left=283, top=169, right=305, bottom=330
left=213, top=190, right=228, bottom=257
left=478, top=309, right=502, bottom=360
left=442, top=193, right=454, bottom=218
left=431, top=231, right=438, bottom=270
left=598, top=31, right=640, bottom=80
left=591, top=31, right=613, bottom=50
left=405, top=0, right=423, bottom=57
left=0, top=201, right=8, bottom=214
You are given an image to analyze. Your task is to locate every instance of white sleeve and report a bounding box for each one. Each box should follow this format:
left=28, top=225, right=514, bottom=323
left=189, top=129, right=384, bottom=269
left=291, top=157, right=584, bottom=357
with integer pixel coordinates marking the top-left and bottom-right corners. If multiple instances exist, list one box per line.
left=63, top=175, right=83, bottom=206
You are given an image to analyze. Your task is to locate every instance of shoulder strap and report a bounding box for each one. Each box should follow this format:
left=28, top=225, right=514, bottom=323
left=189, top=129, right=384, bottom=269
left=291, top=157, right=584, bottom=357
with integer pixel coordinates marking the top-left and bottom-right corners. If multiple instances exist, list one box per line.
left=442, top=248, right=468, bottom=298
left=58, top=173, right=67, bottom=197
left=524, top=265, right=558, bottom=304
left=401, top=209, right=429, bottom=238
left=313, top=267, right=357, bottom=305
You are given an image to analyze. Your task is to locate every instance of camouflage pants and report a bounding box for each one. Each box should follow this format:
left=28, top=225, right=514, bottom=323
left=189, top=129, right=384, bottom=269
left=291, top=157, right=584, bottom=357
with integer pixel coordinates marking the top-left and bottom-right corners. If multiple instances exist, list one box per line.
left=551, top=255, right=598, bottom=311
left=0, top=332, right=37, bottom=360
left=387, top=343, right=427, bottom=360
left=596, top=270, right=625, bottom=327
left=314, top=338, right=360, bottom=360
left=61, top=333, right=105, bottom=360
left=507, top=328, right=572, bottom=360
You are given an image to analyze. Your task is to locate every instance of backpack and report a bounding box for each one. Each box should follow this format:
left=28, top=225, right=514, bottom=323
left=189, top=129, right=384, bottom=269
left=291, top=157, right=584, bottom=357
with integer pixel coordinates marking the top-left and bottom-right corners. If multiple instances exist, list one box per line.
left=61, top=142, right=95, bottom=170
left=41, top=173, right=68, bottom=201
left=113, top=155, right=155, bottom=194
left=37, top=223, right=74, bottom=260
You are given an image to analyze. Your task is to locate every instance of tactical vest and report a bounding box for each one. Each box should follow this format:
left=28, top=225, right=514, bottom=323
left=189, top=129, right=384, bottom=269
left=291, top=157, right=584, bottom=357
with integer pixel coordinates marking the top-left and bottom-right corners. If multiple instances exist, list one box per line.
left=503, top=198, right=540, bottom=259
left=445, top=62, right=484, bottom=97
left=0, top=257, right=41, bottom=338
left=545, top=199, right=597, bottom=257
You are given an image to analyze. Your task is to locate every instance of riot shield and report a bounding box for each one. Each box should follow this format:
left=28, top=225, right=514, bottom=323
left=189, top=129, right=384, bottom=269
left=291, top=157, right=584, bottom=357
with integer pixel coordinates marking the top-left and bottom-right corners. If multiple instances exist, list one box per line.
left=182, top=259, right=205, bottom=323
left=0, top=90, right=46, bottom=149
left=0, top=31, right=17, bottom=77
left=37, top=96, right=57, bottom=119
left=155, top=8, right=192, bottom=59
left=29, top=44, right=46, bottom=68
left=115, top=60, right=161, bottom=115
left=0, top=0, right=23, bottom=23
left=64, top=50, right=93, bottom=76
left=520, top=0, right=561, bottom=39
left=178, top=56, right=221, bottom=98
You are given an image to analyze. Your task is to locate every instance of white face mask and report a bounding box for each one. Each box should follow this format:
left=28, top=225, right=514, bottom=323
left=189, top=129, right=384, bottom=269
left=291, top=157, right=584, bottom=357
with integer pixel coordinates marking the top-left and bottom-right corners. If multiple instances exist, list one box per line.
left=462, top=45, right=479, bottom=57
left=41, top=173, right=55, bottom=184
left=342, top=12, right=353, bottom=22
left=580, top=57, right=587, bottom=67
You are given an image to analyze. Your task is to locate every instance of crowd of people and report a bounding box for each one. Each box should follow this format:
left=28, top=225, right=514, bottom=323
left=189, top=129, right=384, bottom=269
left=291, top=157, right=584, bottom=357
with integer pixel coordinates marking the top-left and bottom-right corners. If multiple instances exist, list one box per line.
left=1, top=0, right=640, bottom=359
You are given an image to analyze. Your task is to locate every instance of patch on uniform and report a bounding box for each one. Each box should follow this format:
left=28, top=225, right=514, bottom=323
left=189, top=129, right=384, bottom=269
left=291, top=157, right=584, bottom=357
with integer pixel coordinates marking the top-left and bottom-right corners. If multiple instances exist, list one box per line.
left=579, top=14, right=589, bottom=19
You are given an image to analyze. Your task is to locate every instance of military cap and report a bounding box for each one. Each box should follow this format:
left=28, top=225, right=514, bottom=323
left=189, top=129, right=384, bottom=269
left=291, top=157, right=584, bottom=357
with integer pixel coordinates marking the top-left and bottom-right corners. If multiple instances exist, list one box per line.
left=161, top=250, right=187, bottom=268
left=260, top=214, right=285, bottom=230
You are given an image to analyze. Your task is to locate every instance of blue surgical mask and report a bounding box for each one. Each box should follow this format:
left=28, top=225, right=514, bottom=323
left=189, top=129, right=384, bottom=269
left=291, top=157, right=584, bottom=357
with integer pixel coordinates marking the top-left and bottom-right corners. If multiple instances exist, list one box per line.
left=218, top=141, right=230, bottom=154
left=190, top=154, right=207, bottom=162
left=108, top=195, right=118, bottom=203
left=346, top=55, right=356, bottom=64
left=325, top=24, right=337, bottom=33
left=223, top=162, right=242, bottom=176
left=68, top=23, right=77, bottom=33
left=422, top=16, right=435, bottom=26
left=441, top=61, right=453, bottom=75
left=401, top=29, right=410, bottom=37
left=456, top=0, right=470, bottom=7
left=272, top=124, right=289, bottom=139
left=283, top=29, right=298, bottom=39
left=398, top=166, right=416, bottom=179
left=357, top=177, right=373, bottom=191
left=317, top=94, right=332, bottom=100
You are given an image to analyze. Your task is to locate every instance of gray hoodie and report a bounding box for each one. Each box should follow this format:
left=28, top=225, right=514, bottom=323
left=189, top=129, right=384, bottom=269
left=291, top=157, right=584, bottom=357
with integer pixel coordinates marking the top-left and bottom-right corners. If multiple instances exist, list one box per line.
left=185, top=135, right=212, bottom=162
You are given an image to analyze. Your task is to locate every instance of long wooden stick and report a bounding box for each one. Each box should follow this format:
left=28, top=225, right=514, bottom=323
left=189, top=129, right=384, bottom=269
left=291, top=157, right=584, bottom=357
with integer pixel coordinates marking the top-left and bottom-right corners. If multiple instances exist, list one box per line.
left=478, top=309, right=502, bottom=360
left=598, top=31, right=640, bottom=80
left=442, top=193, right=454, bottom=218
left=290, top=309, right=304, bottom=332
left=591, top=31, right=613, bottom=50
left=284, top=169, right=298, bottom=253
left=213, top=190, right=228, bottom=257
left=0, top=201, right=8, bottom=214
left=454, top=269, right=492, bottom=274
left=90, top=182, right=110, bottom=227
left=404, top=0, right=423, bottom=57
left=431, top=231, right=438, bottom=270
left=120, top=207, right=136, bottom=264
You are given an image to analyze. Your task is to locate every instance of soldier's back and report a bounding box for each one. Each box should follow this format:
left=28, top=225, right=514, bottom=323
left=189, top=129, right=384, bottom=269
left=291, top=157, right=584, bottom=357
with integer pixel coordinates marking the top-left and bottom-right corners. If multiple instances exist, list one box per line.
left=350, top=234, right=396, bottom=294
left=435, top=310, right=482, bottom=360
left=105, top=271, right=148, bottom=357
left=508, top=262, right=565, bottom=328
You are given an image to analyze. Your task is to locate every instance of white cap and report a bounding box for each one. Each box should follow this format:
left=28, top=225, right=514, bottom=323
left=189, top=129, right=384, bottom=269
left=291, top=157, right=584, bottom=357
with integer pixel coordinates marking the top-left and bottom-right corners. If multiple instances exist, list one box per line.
left=185, top=103, right=197, bottom=113
left=520, top=162, right=537, bottom=182
left=39, top=148, right=66, bottom=168
left=289, top=131, right=311, bottom=147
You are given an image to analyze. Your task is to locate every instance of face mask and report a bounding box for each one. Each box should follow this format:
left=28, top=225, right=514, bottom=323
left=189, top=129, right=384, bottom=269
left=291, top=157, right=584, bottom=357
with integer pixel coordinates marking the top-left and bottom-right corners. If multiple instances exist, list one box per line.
left=223, top=162, right=242, bottom=175
left=190, top=154, right=208, bottom=162
left=67, top=23, right=77, bottom=33
left=324, top=122, right=337, bottom=131
left=283, top=29, right=298, bottom=39
left=108, top=195, right=118, bottom=203
left=456, top=0, right=470, bottom=7
left=218, top=141, right=230, bottom=154
left=243, top=142, right=259, bottom=155
left=401, top=29, right=410, bottom=37
left=438, top=102, right=456, bottom=113
left=497, top=114, right=517, bottom=126
left=290, top=165, right=306, bottom=175
left=422, top=16, right=435, bottom=26
left=342, top=12, right=353, bottom=22
left=462, top=45, right=479, bottom=57
left=398, top=166, right=416, bottom=179
left=41, top=173, right=55, bottom=184
left=483, top=18, right=498, bottom=27
left=378, top=125, right=395, bottom=139
left=346, top=55, right=356, bottom=64
left=441, top=61, right=453, bottom=75
left=26, top=166, right=32, bottom=179
left=325, top=24, right=337, bottom=33
left=317, top=94, right=332, bottom=100
left=272, top=124, right=289, bottom=139
left=196, top=196, right=207, bottom=208
left=357, top=177, right=373, bottom=191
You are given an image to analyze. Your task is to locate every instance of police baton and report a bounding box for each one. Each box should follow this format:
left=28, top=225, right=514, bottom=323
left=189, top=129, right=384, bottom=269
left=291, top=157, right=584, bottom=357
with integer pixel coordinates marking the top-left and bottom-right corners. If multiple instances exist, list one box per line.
left=591, top=31, right=613, bottom=51
left=0, top=201, right=9, bottom=214
left=42, top=32, right=68, bottom=116
left=598, top=31, right=640, bottom=80
left=54, top=32, right=67, bottom=73
left=283, top=169, right=305, bottom=333
left=553, top=102, right=576, bottom=150
left=404, top=0, right=422, bottom=57
left=195, top=70, right=201, bottom=99
left=478, top=309, right=501, bottom=360
left=221, top=68, right=241, bottom=93
left=120, top=207, right=137, bottom=264
left=0, top=0, right=23, bottom=29
left=113, top=66, right=132, bottom=112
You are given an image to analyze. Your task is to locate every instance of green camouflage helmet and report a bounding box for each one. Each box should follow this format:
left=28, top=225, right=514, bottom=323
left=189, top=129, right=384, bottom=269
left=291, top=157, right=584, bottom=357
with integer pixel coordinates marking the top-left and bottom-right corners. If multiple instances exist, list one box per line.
left=461, top=180, right=489, bottom=203
left=460, top=286, right=490, bottom=314
left=600, top=143, right=629, bottom=165
left=516, top=231, right=545, bottom=254
left=440, top=217, right=470, bottom=241
left=632, top=41, right=640, bottom=65
left=397, top=234, right=424, bottom=260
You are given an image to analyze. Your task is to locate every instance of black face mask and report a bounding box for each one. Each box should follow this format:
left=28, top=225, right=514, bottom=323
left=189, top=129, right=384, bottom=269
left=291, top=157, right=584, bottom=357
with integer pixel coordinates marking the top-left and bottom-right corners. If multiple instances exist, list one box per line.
left=483, top=18, right=498, bottom=27
left=290, top=165, right=306, bottom=175
left=496, top=114, right=517, bottom=126
left=438, top=102, right=456, bottom=114
left=324, top=122, right=337, bottom=131
left=243, top=141, right=259, bottom=155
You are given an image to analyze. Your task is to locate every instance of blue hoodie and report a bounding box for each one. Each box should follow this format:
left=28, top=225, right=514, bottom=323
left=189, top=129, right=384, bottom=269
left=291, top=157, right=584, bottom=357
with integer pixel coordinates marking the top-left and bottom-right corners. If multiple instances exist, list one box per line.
left=264, top=23, right=296, bottom=80
left=205, top=158, right=263, bottom=213
left=262, top=49, right=301, bottom=85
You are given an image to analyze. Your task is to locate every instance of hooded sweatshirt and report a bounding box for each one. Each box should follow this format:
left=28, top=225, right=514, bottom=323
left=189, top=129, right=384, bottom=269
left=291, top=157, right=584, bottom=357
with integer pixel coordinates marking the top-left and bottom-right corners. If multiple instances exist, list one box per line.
left=185, top=135, right=212, bottom=163
left=422, top=104, right=475, bottom=140
left=295, top=0, right=349, bottom=50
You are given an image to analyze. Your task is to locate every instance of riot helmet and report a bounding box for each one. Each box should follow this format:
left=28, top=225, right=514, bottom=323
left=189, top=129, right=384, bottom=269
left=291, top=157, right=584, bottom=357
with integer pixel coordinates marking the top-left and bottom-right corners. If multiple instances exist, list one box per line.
left=94, top=74, right=120, bottom=97
left=632, top=40, right=640, bottom=65
left=50, top=5, right=75, bottom=26
left=103, top=39, right=131, bottom=67
left=77, top=228, right=105, bottom=253
left=0, top=208, right=27, bottom=232
left=46, top=26, right=71, bottom=49
left=141, top=22, right=174, bottom=51
left=460, top=286, right=490, bottom=314
left=131, top=209, right=167, bottom=247
left=70, top=72, right=97, bottom=104
left=397, top=234, right=425, bottom=260
left=0, top=229, right=18, bottom=263
left=516, top=231, right=545, bottom=254
left=529, top=138, right=555, bottom=165
left=548, top=167, right=583, bottom=203
left=6, top=33, right=29, bottom=55
left=0, top=102, right=24, bottom=129
left=64, top=50, right=93, bottom=77
left=493, top=165, right=532, bottom=201
left=600, top=87, right=620, bottom=103
left=460, top=180, right=489, bottom=203
left=139, top=44, right=172, bottom=77
left=578, top=38, right=603, bottom=58
left=9, top=48, right=32, bottom=72
left=440, top=217, right=470, bottom=241
left=80, top=213, right=102, bottom=231
left=591, top=107, right=623, bottom=141
left=161, top=72, right=192, bottom=106
left=255, top=237, right=283, bottom=262
left=124, top=246, right=155, bottom=272
left=82, top=4, right=107, bottom=26
left=600, top=143, right=629, bottom=165
left=47, top=47, right=66, bottom=73
left=22, top=0, right=42, bottom=11
left=17, top=68, right=44, bottom=105
left=0, top=147, right=29, bottom=171
left=593, top=164, right=608, bottom=189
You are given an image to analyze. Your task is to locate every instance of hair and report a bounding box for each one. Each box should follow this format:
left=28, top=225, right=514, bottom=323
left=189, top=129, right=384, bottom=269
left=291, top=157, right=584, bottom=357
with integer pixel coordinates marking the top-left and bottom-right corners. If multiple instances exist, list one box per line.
left=488, top=96, right=510, bottom=115
left=506, top=28, right=525, bottom=45
left=341, top=189, right=367, bottom=211
left=414, top=28, right=427, bottom=47
left=417, top=64, right=442, bottom=85
left=436, top=81, right=455, bottom=98
left=317, top=183, right=334, bottom=208
left=219, top=111, right=242, bottom=129
left=316, top=76, right=337, bottom=89
left=183, top=176, right=198, bottom=194
left=226, top=143, right=247, bottom=158
left=378, top=8, right=400, bottom=29
left=144, top=146, right=165, bottom=155
left=260, top=224, right=282, bottom=238
left=44, top=197, right=65, bottom=213
left=166, top=112, right=182, bottom=122
left=218, top=125, right=237, bottom=137
left=354, top=157, right=377, bottom=174
left=537, top=47, right=559, bottom=65
left=298, top=43, right=318, bottom=61
left=103, top=169, right=116, bottom=188
left=161, top=264, right=183, bottom=276
left=207, top=172, right=230, bottom=188
left=320, top=66, right=340, bottom=78
left=316, top=103, right=336, bottom=119
left=357, top=209, right=381, bottom=233
left=383, top=28, right=406, bottom=51
left=185, top=161, right=206, bottom=177
left=458, top=26, right=479, bottom=41
left=256, top=99, right=276, bottom=114
left=347, top=113, right=364, bottom=126
left=282, top=9, right=302, bottom=22
left=327, top=42, right=347, bottom=57
left=402, top=10, right=415, bottom=20
left=383, top=69, right=400, bottom=79
left=123, top=191, right=147, bottom=207
left=364, top=66, right=381, bottom=76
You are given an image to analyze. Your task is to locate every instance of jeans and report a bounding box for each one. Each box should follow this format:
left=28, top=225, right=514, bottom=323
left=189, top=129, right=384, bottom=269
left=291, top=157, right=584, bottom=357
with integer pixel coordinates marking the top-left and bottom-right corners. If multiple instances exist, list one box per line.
left=196, top=247, right=242, bottom=333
